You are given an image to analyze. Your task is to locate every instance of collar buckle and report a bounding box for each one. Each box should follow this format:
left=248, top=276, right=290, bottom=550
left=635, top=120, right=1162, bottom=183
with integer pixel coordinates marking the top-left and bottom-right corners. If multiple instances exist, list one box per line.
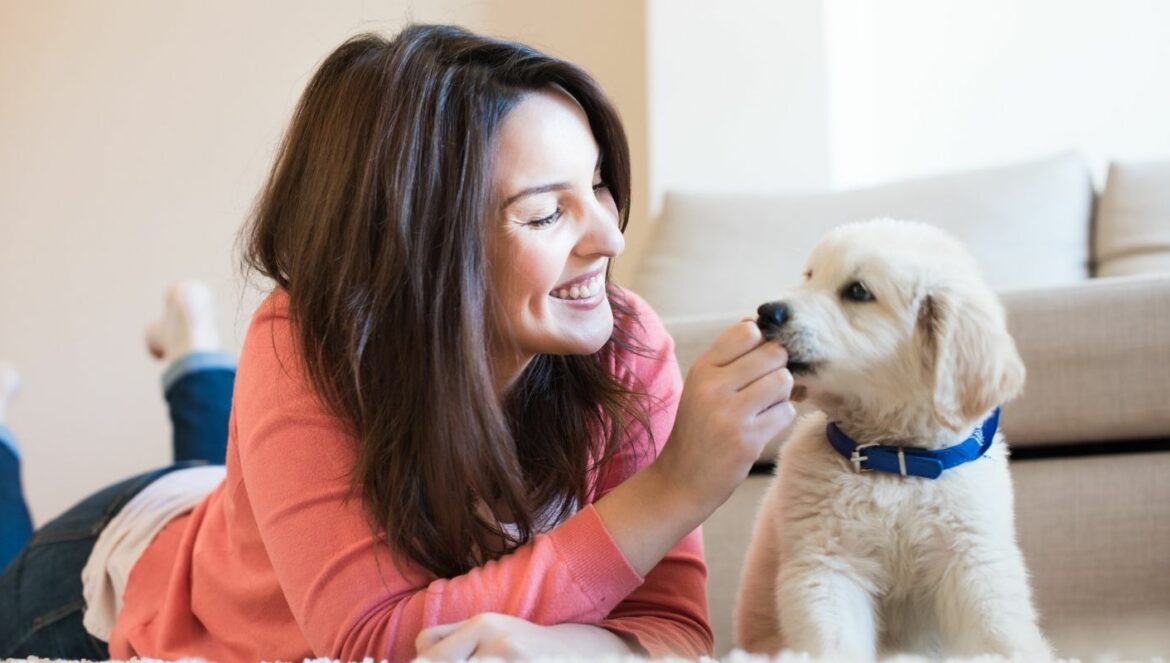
left=850, top=443, right=879, bottom=473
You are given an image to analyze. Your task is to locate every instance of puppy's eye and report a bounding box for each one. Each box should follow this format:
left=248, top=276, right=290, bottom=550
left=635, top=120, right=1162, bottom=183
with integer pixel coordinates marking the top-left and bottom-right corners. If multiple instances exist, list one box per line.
left=841, top=281, right=874, bottom=302
left=803, top=270, right=813, bottom=280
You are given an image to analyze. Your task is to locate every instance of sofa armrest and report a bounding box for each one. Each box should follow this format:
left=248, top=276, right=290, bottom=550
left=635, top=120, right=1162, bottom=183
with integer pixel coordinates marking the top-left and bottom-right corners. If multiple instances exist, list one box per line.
left=1003, top=274, right=1170, bottom=448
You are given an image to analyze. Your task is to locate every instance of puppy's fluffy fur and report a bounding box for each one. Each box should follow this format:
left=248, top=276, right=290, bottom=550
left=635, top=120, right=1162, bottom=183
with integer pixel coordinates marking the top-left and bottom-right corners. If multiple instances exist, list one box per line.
left=735, top=220, right=1051, bottom=660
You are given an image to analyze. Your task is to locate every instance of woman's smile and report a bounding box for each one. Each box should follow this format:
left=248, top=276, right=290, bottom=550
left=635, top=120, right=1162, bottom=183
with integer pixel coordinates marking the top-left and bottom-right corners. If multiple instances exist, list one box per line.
left=549, top=269, right=606, bottom=306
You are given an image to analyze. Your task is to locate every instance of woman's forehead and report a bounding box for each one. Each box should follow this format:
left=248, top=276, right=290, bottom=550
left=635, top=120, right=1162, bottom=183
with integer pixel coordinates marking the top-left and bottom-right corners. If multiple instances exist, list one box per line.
left=493, top=90, right=601, bottom=189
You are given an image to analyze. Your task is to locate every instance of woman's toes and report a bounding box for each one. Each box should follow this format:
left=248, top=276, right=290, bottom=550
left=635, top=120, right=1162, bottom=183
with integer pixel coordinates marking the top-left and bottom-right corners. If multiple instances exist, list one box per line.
left=145, top=280, right=222, bottom=362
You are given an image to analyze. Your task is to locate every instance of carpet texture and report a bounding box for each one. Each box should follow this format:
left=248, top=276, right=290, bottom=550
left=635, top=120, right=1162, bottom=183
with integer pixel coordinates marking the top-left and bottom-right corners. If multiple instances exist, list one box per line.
left=5, top=651, right=1167, bottom=663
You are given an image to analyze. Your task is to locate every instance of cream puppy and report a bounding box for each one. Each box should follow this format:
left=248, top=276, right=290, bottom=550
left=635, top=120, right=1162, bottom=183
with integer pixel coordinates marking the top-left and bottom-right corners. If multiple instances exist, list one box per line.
left=735, top=219, right=1051, bottom=660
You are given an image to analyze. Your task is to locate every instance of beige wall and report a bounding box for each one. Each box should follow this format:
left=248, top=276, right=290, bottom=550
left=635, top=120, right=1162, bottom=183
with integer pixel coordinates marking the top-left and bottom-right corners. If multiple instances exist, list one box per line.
left=823, top=0, right=1170, bottom=188
left=0, top=1, right=646, bottom=524
left=647, top=0, right=832, bottom=212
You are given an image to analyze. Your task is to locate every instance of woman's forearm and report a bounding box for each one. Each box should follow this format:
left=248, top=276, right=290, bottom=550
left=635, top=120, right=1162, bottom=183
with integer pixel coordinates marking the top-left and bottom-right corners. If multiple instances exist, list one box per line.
left=593, top=461, right=711, bottom=577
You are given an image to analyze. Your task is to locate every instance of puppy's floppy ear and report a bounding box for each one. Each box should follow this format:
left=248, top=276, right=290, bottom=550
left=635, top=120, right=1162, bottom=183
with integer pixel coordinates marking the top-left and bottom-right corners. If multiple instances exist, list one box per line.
left=917, top=288, right=1025, bottom=431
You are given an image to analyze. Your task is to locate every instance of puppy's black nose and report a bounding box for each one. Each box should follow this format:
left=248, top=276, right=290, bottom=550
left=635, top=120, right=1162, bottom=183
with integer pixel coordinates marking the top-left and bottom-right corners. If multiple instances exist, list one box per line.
left=757, top=301, right=789, bottom=331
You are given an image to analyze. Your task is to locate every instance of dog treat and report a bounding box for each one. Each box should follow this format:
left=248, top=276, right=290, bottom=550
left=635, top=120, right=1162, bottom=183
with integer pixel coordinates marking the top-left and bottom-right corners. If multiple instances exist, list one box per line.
left=790, top=385, right=808, bottom=402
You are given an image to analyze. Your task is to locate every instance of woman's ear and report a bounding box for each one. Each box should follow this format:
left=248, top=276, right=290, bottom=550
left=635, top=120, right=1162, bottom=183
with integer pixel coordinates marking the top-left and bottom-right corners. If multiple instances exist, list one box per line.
left=918, top=289, right=1026, bottom=431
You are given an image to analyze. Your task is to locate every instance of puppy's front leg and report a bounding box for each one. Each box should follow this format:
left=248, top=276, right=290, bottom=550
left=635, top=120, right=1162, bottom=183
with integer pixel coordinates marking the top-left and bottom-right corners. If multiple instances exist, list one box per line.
left=778, top=561, right=878, bottom=660
left=933, top=545, right=1052, bottom=660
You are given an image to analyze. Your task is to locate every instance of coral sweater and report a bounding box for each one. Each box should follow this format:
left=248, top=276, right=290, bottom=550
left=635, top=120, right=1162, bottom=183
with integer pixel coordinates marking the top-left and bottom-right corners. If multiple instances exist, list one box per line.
left=110, top=288, right=712, bottom=662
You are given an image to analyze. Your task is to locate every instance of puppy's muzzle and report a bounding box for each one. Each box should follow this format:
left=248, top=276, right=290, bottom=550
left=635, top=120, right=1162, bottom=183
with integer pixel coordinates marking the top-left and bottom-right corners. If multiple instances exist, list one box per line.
left=756, top=301, right=790, bottom=334
left=757, top=300, right=814, bottom=377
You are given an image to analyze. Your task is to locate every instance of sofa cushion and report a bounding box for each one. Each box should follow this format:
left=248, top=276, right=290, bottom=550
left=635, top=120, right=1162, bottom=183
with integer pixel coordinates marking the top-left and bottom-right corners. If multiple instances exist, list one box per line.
left=1094, top=159, right=1170, bottom=277
left=633, top=152, right=1093, bottom=319
left=1001, top=274, right=1170, bottom=448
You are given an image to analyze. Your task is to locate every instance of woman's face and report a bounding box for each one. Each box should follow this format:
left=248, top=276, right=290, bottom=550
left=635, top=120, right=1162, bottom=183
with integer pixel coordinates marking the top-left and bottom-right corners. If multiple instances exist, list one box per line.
left=487, top=89, right=625, bottom=389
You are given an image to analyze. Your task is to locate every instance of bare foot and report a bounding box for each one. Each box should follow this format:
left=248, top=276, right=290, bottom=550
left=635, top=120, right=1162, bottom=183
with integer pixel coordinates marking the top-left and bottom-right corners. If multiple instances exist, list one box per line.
left=144, top=280, right=222, bottom=362
left=0, top=362, right=20, bottom=424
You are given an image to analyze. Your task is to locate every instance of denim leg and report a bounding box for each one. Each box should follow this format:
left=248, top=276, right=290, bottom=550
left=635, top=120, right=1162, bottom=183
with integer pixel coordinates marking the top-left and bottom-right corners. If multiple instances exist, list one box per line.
left=0, top=462, right=202, bottom=659
left=162, top=352, right=236, bottom=465
left=0, top=425, right=34, bottom=573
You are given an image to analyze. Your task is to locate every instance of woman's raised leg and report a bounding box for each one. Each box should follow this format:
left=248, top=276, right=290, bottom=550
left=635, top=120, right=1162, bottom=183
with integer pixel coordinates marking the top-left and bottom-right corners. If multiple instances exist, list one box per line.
left=146, top=280, right=235, bottom=464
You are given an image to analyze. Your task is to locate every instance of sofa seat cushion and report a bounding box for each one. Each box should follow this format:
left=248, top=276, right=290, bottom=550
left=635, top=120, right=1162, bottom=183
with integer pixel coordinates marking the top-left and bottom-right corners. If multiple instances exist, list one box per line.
left=633, top=152, right=1093, bottom=319
left=1012, top=451, right=1170, bottom=659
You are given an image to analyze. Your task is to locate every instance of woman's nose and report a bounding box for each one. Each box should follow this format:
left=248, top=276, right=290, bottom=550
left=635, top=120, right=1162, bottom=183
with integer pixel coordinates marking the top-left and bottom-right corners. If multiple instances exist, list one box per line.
left=579, top=199, right=625, bottom=258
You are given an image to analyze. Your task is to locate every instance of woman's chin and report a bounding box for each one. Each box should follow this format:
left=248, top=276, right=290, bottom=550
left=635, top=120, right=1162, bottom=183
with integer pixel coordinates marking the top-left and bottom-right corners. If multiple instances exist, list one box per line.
left=553, top=323, right=614, bottom=357
left=561, top=333, right=611, bottom=356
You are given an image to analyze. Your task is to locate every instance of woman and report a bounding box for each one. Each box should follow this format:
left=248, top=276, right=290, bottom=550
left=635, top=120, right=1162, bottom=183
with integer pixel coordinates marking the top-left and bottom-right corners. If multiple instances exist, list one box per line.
left=0, top=24, right=795, bottom=661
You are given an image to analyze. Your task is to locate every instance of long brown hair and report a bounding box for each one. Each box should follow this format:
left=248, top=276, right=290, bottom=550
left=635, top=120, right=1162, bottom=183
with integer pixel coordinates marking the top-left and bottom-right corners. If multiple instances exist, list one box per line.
left=243, top=25, right=651, bottom=579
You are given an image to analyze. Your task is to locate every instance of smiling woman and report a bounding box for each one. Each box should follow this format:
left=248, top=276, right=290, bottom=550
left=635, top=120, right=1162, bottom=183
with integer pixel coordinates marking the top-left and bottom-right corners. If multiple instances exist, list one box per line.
left=0, top=23, right=796, bottom=663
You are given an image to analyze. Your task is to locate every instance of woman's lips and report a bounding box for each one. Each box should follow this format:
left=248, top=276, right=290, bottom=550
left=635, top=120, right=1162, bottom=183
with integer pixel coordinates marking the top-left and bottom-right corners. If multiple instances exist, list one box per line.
left=553, top=286, right=606, bottom=310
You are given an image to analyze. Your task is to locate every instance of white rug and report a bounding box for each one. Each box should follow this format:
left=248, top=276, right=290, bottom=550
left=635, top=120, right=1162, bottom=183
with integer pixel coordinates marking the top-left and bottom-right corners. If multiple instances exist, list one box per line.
left=5, top=651, right=1167, bottom=663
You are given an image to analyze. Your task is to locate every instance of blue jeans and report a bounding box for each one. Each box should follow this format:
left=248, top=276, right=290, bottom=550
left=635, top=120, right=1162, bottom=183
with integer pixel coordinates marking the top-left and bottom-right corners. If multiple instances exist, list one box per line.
left=0, top=352, right=235, bottom=659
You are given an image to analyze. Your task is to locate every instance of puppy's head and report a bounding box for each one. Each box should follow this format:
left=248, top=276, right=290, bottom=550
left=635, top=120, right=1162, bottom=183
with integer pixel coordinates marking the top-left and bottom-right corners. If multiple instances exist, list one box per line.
left=757, top=219, right=1024, bottom=433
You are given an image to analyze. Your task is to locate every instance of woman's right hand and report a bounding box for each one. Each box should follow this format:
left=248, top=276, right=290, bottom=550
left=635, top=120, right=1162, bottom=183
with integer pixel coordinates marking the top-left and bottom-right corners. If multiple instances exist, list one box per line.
left=653, top=319, right=796, bottom=517
left=593, top=319, right=795, bottom=577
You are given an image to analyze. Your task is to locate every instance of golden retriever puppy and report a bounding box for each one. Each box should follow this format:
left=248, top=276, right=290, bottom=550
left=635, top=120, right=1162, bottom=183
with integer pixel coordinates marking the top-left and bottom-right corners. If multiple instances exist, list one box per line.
left=735, top=219, right=1051, bottom=660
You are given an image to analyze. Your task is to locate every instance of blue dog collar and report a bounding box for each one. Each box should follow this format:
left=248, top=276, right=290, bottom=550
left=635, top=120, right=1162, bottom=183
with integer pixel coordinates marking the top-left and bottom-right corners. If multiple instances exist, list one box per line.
left=826, top=407, right=1001, bottom=479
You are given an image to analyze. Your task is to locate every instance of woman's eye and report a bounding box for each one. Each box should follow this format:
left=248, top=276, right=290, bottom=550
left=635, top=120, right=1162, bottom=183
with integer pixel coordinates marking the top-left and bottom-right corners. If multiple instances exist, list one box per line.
left=527, top=208, right=562, bottom=227
left=841, top=281, right=874, bottom=302
left=593, top=181, right=609, bottom=194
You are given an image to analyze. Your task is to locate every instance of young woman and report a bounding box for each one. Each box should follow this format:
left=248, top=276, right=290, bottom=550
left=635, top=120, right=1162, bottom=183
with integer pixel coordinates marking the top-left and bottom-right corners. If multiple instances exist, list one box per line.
left=0, top=24, right=795, bottom=662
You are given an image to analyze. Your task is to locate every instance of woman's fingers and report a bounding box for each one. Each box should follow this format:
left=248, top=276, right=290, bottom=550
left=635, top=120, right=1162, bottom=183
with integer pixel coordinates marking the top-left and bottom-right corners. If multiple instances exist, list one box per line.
left=416, top=621, right=478, bottom=661
left=740, top=365, right=795, bottom=417
left=416, top=621, right=460, bottom=652
left=757, top=398, right=798, bottom=432
left=723, top=341, right=789, bottom=393
left=697, top=320, right=790, bottom=393
left=702, top=320, right=767, bottom=367
left=472, top=638, right=521, bottom=660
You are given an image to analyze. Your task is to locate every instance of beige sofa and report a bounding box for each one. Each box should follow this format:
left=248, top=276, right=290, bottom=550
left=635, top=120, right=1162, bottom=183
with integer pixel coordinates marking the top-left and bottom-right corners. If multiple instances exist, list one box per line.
left=630, top=153, right=1170, bottom=659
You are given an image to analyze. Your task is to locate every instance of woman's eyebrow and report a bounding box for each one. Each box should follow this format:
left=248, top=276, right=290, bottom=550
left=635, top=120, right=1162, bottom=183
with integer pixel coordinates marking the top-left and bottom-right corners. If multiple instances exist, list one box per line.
left=500, top=153, right=604, bottom=211
left=501, top=182, right=571, bottom=210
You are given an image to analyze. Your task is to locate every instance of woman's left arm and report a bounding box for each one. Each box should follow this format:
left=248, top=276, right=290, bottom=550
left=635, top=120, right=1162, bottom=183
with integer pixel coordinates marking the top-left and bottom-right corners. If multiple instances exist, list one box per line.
left=590, top=290, right=714, bottom=657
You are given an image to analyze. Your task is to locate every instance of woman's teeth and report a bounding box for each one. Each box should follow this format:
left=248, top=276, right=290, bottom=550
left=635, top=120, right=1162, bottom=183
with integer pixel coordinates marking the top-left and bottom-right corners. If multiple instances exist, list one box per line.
left=552, top=274, right=604, bottom=300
